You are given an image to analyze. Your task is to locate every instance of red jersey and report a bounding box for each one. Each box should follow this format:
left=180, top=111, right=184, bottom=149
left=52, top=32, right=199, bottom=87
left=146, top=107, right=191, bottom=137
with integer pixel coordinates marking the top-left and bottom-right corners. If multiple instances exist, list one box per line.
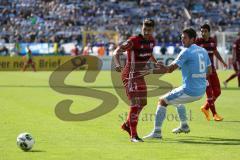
left=233, top=38, right=240, bottom=62
left=121, top=34, right=155, bottom=78
left=196, top=37, right=217, bottom=69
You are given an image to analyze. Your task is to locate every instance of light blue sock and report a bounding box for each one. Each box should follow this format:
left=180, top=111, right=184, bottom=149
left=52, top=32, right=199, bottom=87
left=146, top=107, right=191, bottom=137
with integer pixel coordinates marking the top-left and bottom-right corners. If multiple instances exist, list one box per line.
left=154, top=105, right=166, bottom=132
left=176, top=104, right=188, bottom=126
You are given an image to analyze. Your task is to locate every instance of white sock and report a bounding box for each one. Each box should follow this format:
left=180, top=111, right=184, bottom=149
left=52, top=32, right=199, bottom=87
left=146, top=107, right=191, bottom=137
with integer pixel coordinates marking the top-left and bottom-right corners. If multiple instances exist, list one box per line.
left=176, top=104, right=188, bottom=126
left=154, top=105, right=166, bottom=132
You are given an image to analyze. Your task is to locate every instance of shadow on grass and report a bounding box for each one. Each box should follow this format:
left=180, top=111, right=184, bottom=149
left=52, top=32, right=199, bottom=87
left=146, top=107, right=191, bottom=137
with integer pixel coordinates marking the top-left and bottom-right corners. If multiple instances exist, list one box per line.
left=221, top=87, right=240, bottom=90
left=220, top=120, right=240, bottom=123
left=28, top=150, right=46, bottom=153
left=163, top=136, right=240, bottom=145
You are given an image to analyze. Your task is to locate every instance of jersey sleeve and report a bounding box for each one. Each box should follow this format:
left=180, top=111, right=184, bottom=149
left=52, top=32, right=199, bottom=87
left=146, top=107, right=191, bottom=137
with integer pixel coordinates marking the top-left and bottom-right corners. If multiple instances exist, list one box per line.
left=118, top=38, right=134, bottom=52
left=171, top=49, right=188, bottom=68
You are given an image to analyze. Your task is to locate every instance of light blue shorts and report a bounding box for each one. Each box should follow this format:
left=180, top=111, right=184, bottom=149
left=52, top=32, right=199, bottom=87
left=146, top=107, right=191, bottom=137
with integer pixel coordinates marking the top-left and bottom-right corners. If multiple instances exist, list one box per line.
left=161, top=86, right=203, bottom=105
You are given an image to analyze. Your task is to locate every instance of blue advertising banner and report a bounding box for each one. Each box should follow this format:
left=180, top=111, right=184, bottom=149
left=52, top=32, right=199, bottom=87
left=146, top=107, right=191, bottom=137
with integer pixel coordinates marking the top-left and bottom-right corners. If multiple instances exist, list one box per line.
left=20, top=43, right=54, bottom=55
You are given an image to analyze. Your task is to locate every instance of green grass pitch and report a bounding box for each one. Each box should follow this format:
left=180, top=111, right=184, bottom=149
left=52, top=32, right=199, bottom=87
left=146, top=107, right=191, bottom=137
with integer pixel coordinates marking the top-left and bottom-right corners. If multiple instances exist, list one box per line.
left=0, top=70, right=239, bottom=160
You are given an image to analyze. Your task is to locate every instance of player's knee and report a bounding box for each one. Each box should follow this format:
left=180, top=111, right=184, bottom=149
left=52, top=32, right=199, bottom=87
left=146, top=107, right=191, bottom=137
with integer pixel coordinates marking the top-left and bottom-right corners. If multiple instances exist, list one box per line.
left=215, top=89, right=221, bottom=98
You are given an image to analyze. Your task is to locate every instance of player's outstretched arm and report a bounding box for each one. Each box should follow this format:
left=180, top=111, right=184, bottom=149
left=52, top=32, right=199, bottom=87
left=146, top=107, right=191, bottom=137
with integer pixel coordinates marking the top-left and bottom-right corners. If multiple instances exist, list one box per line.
left=150, top=63, right=178, bottom=74
left=214, top=50, right=227, bottom=68
left=166, top=64, right=179, bottom=73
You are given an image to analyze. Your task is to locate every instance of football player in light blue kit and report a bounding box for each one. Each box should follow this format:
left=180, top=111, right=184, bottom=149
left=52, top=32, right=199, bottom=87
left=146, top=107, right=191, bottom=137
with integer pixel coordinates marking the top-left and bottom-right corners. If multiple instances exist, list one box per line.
left=144, top=28, right=212, bottom=139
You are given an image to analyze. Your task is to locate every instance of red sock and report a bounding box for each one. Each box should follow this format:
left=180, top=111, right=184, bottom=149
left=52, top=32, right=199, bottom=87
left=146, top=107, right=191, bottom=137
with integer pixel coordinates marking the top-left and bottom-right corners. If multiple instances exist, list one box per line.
left=127, top=105, right=142, bottom=138
left=209, top=102, right=217, bottom=116
left=126, top=106, right=143, bottom=127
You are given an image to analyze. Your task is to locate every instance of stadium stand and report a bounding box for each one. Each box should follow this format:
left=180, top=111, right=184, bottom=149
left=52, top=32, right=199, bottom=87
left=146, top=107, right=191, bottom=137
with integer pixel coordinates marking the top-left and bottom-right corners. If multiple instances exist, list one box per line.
left=0, top=0, right=239, bottom=45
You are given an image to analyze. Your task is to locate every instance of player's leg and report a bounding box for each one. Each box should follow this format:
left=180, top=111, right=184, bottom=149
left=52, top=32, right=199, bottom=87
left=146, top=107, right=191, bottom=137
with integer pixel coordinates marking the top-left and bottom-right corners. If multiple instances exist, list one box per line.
left=237, top=61, right=240, bottom=87
left=128, top=79, right=147, bottom=142
left=201, top=79, right=213, bottom=121
left=172, top=104, right=190, bottom=134
left=22, top=62, right=29, bottom=71
left=30, top=60, right=36, bottom=72
left=128, top=97, right=146, bottom=142
left=144, top=87, right=201, bottom=139
left=224, top=63, right=238, bottom=88
left=120, top=77, right=132, bottom=136
left=121, top=78, right=146, bottom=142
left=165, top=91, right=202, bottom=134
left=211, top=72, right=223, bottom=121
left=143, top=98, right=167, bottom=139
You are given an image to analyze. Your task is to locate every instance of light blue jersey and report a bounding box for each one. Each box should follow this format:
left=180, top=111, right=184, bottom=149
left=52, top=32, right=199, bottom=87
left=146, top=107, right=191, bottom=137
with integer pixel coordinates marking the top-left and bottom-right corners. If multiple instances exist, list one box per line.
left=172, top=44, right=211, bottom=96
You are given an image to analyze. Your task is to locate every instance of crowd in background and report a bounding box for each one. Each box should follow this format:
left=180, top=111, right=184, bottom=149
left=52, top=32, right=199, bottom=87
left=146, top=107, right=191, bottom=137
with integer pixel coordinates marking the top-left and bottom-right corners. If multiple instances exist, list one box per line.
left=0, top=0, right=239, bottom=56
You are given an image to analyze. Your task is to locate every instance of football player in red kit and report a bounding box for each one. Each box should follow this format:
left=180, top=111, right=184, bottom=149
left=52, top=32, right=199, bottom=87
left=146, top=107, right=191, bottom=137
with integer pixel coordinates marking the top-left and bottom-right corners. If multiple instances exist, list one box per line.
left=113, top=19, right=159, bottom=142
left=223, top=32, right=240, bottom=88
left=22, top=45, right=36, bottom=72
left=196, top=24, right=227, bottom=121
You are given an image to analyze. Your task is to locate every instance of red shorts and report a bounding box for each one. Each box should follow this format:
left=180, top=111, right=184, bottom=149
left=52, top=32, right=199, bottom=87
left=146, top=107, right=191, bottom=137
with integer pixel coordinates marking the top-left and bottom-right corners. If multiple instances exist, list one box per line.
left=122, top=74, right=147, bottom=100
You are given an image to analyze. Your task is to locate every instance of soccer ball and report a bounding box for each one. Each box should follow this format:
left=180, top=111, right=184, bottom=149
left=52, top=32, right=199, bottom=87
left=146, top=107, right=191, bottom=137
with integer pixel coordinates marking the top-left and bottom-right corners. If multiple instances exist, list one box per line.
left=16, top=133, right=35, bottom=151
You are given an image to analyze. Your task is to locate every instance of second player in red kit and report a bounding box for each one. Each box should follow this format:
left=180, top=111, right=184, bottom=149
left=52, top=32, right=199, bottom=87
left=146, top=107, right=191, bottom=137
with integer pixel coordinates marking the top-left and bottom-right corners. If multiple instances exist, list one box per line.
left=196, top=24, right=227, bottom=121
left=223, top=32, right=240, bottom=88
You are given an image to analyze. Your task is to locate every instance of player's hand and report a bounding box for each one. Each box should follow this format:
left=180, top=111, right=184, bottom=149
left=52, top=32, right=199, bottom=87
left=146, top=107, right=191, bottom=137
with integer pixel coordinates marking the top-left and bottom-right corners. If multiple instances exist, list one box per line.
left=223, top=62, right=227, bottom=68
left=206, top=80, right=209, bottom=86
left=155, top=61, right=164, bottom=68
left=115, top=65, right=123, bottom=72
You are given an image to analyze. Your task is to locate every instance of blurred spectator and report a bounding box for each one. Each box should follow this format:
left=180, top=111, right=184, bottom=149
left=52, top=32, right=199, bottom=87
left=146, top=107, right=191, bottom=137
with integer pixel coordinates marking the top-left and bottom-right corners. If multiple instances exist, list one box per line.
left=82, top=43, right=92, bottom=55
left=0, top=0, right=239, bottom=50
left=160, top=43, right=167, bottom=55
left=71, top=44, right=80, bottom=56
left=97, top=45, right=105, bottom=57
left=174, top=43, right=182, bottom=55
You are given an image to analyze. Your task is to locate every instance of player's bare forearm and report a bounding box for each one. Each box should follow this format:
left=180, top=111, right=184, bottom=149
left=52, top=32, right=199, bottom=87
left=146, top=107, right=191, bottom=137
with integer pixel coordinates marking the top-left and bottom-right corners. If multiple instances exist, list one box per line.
left=214, top=50, right=227, bottom=67
left=113, top=40, right=133, bottom=72
left=149, top=55, right=157, bottom=64
left=113, top=47, right=122, bottom=66
left=151, top=63, right=178, bottom=74
left=113, top=47, right=123, bottom=72
left=166, top=64, right=179, bottom=73
left=151, top=67, right=168, bottom=74
left=149, top=55, right=163, bottom=68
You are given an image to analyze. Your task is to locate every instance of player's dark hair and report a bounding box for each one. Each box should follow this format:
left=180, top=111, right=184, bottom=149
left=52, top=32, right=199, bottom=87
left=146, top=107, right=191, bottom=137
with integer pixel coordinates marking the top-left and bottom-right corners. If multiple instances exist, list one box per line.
left=183, top=28, right=197, bottom=39
left=143, top=18, right=155, bottom=27
left=201, top=24, right=211, bottom=32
